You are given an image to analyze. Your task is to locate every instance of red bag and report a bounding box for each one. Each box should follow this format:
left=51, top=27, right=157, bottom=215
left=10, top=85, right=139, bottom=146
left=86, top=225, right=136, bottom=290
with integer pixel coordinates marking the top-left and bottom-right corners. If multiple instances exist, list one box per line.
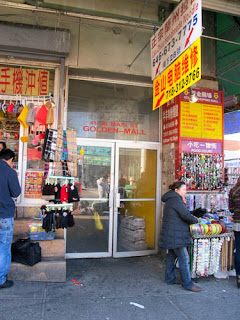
left=27, top=146, right=42, bottom=160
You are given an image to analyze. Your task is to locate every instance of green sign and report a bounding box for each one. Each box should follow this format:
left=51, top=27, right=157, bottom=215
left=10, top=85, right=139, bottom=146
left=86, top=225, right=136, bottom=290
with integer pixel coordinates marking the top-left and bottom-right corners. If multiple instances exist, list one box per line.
left=83, top=155, right=111, bottom=166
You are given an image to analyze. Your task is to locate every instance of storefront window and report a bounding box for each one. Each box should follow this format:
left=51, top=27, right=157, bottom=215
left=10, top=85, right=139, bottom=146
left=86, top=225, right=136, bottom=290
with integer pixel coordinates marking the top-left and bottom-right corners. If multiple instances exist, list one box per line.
left=0, top=64, right=55, bottom=202
left=67, top=80, right=159, bottom=142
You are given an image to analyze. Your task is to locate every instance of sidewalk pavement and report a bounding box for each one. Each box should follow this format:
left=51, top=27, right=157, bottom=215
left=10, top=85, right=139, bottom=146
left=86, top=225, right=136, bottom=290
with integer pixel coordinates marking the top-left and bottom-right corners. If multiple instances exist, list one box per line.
left=0, top=255, right=239, bottom=320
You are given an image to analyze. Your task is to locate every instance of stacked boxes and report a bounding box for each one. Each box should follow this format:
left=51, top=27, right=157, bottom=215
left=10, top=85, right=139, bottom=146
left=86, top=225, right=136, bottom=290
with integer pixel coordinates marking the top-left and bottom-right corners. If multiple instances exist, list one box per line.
left=119, top=216, right=147, bottom=251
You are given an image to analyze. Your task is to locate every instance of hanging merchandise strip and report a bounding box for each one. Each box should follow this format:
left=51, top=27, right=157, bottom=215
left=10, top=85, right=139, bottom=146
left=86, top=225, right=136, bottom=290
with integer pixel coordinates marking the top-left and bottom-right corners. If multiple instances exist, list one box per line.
left=0, top=94, right=55, bottom=146
left=43, top=176, right=80, bottom=205
left=191, top=233, right=234, bottom=278
left=42, top=129, right=78, bottom=177
left=42, top=206, right=75, bottom=232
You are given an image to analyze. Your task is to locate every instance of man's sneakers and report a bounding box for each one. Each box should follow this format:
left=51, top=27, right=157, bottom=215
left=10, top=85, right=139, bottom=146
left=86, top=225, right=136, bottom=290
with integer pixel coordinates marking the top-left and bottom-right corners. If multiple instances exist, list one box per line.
left=0, top=280, right=14, bottom=290
left=187, top=285, right=202, bottom=292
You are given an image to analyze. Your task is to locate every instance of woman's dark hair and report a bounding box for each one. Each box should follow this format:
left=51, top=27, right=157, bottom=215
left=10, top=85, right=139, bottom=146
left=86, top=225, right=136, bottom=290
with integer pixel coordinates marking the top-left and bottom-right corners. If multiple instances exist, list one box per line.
left=0, top=141, right=6, bottom=149
left=0, top=148, right=15, bottom=161
left=169, top=181, right=186, bottom=191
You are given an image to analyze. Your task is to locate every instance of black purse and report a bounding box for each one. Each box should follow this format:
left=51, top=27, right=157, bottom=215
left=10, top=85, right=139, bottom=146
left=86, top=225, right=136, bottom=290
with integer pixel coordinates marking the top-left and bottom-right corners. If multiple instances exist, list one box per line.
left=11, top=238, right=41, bottom=266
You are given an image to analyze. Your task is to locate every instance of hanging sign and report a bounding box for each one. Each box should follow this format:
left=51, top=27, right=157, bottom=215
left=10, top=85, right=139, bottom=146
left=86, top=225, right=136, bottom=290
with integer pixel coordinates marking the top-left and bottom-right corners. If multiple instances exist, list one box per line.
left=0, top=66, right=49, bottom=96
left=24, top=172, right=43, bottom=198
left=83, top=155, right=111, bottom=166
left=153, top=37, right=201, bottom=110
left=180, top=88, right=223, bottom=105
left=151, top=0, right=202, bottom=80
left=181, top=140, right=222, bottom=154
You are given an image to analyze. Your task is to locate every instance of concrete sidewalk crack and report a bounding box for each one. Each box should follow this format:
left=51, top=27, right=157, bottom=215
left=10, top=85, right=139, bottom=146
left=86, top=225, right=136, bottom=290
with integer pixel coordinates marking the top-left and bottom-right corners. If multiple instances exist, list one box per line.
left=166, top=295, right=192, bottom=320
left=40, top=285, right=47, bottom=320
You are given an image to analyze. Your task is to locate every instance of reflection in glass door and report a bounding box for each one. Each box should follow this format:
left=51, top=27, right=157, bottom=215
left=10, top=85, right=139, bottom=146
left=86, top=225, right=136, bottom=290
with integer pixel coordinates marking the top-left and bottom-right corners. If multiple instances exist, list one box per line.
left=66, top=141, right=114, bottom=258
left=113, top=143, right=160, bottom=258
left=66, top=140, right=160, bottom=259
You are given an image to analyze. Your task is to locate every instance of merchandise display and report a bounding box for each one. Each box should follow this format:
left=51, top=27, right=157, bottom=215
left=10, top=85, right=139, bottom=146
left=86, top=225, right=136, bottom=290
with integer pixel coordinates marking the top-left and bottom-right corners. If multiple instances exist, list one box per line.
left=42, top=204, right=75, bottom=231
left=43, top=129, right=77, bottom=177
left=42, top=176, right=79, bottom=204
left=185, top=192, right=229, bottom=212
left=191, top=234, right=234, bottom=278
left=0, top=101, right=20, bottom=169
left=178, top=153, right=223, bottom=190
left=224, top=163, right=240, bottom=195
left=186, top=192, right=233, bottom=236
left=189, top=193, right=234, bottom=278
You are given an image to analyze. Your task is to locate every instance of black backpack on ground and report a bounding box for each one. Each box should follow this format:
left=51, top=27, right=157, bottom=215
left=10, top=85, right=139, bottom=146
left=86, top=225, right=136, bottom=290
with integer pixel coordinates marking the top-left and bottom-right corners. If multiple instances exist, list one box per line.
left=11, top=238, right=41, bottom=266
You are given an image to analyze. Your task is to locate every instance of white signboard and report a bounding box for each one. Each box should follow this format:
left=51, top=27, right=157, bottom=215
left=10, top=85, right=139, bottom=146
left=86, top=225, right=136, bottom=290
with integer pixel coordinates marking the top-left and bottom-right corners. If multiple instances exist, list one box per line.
left=151, top=0, right=202, bottom=80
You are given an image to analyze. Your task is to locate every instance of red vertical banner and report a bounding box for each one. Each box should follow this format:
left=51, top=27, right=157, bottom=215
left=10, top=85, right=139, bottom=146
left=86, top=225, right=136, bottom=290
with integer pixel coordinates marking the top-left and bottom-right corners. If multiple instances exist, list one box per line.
left=162, top=96, right=180, bottom=144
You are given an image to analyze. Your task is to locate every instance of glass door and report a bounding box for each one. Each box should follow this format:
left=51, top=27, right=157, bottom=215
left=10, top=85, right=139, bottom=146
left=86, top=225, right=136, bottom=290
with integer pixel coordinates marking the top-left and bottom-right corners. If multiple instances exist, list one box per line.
left=113, top=142, right=160, bottom=258
left=65, top=140, right=114, bottom=258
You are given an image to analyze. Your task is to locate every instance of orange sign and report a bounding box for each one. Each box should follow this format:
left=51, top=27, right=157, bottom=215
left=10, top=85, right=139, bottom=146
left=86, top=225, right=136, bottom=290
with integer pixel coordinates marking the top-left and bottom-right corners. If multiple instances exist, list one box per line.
left=0, top=66, right=49, bottom=96
left=153, top=37, right=201, bottom=110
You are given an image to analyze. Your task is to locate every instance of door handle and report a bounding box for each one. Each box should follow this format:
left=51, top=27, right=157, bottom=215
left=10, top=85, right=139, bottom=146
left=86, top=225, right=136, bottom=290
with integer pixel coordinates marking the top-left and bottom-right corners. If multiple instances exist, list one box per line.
left=109, top=192, right=113, bottom=208
left=116, top=193, right=121, bottom=208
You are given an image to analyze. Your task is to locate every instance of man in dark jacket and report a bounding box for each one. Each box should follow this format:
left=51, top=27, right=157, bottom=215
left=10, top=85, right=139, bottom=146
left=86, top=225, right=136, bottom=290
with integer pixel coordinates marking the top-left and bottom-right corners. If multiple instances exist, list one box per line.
left=0, top=149, right=21, bottom=289
left=160, top=181, right=201, bottom=292
left=228, top=177, right=240, bottom=288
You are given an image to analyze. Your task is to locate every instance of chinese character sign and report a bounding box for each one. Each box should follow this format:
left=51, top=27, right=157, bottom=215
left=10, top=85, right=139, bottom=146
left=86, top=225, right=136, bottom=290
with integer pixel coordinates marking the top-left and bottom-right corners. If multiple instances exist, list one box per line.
left=153, top=37, right=201, bottom=110
left=151, top=0, right=202, bottom=79
left=180, top=101, right=202, bottom=138
left=180, top=101, right=223, bottom=140
left=180, top=88, right=222, bottom=104
left=202, top=104, right=223, bottom=140
left=0, top=66, right=49, bottom=96
left=181, top=140, right=222, bottom=154
left=162, top=97, right=179, bottom=144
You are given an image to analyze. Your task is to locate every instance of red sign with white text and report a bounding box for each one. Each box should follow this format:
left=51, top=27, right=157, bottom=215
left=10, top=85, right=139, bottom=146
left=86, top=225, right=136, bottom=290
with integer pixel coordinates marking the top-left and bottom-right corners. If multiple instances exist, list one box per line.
left=162, top=97, right=179, bottom=144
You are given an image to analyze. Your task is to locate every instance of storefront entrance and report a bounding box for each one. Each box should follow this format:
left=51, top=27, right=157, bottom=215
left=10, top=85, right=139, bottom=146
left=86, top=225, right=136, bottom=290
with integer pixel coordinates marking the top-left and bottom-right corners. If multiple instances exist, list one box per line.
left=66, top=139, right=160, bottom=258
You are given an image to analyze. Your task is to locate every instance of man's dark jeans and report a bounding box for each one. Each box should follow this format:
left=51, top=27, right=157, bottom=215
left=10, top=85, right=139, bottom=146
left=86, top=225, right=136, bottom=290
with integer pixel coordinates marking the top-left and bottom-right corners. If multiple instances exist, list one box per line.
left=234, top=231, right=240, bottom=275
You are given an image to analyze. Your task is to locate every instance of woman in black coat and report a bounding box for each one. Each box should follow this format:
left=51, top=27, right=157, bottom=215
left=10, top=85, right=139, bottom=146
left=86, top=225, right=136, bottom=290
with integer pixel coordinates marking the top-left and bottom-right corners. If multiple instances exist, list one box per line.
left=160, top=181, right=201, bottom=292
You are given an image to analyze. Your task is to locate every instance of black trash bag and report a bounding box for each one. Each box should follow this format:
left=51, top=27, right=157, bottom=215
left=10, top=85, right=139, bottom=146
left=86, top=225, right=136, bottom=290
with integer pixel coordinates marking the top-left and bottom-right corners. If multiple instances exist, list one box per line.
left=11, top=238, right=41, bottom=266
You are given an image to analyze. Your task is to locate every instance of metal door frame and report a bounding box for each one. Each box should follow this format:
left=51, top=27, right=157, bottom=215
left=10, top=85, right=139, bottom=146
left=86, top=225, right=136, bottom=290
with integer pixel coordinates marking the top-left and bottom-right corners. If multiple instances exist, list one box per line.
left=65, top=138, right=161, bottom=259
left=65, top=139, right=115, bottom=259
left=113, top=141, right=161, bottom=258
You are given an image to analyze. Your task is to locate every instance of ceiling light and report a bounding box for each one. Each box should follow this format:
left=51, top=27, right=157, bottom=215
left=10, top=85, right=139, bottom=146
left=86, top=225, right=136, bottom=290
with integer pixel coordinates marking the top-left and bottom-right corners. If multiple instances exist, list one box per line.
left=189, top=88, right=198, bottom=103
